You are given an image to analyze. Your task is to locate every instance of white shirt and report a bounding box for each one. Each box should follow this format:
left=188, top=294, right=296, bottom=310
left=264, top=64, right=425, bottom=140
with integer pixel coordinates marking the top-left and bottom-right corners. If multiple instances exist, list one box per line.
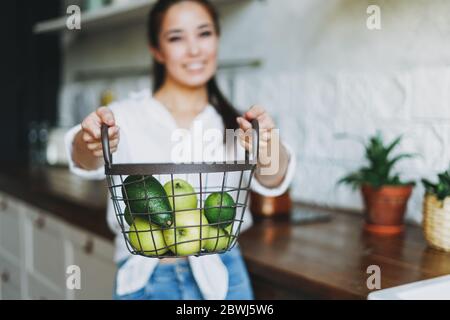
left=65, top=89, right=296, bottom=299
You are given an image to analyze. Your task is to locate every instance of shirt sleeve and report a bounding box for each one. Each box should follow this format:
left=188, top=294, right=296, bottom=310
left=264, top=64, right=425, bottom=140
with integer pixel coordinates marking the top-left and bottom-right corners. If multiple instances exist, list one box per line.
left=64, top=124, right=105, bottom=181
left=250, top=141, right=297, bottom=197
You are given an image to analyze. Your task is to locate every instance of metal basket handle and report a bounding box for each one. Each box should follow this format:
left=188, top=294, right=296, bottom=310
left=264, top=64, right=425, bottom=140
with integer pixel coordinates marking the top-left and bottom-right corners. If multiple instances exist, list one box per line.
left=101, top=119, right=260, bottom=168
left=101, top=123, right=112, bottom=169
left=246, top=119, right=260, bottom=164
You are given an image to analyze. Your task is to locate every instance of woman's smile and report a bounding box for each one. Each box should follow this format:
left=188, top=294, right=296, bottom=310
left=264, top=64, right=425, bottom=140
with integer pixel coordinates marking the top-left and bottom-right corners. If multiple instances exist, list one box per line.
left=184, top=61, right=206, bottom=71
left=183, top=61, right=208, bottom=74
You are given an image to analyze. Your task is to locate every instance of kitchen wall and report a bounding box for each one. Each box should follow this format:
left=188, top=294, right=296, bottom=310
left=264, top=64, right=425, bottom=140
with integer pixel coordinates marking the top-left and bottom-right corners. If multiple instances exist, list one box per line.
left=58, top=0, right=450, bottom=223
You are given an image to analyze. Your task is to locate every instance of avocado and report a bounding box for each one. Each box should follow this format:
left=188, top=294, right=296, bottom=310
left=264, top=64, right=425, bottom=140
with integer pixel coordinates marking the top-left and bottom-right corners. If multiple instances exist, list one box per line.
left=121, top=175, right=173, bottom=227
left=123, top=206, right=151, bottom=226
left=123, top=206, right=146, bottom=226
left=123, top=206, right=134, bottom=226
left=204, top=192, right=236, bottom=228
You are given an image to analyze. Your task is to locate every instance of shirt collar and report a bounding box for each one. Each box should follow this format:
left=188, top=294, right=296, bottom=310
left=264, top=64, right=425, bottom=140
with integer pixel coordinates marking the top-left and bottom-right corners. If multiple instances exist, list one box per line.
left=150, top=95, right=215, bottom=129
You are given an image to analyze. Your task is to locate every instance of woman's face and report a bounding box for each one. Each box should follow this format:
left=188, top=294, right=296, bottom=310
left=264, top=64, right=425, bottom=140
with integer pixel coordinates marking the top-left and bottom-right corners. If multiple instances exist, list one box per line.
left=153, top=1, right=219, bottom=88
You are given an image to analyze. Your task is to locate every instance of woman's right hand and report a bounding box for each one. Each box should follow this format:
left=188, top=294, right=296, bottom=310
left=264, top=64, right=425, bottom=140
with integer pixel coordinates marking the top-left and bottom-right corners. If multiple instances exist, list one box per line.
left=80, top=106, right=120, bottom=158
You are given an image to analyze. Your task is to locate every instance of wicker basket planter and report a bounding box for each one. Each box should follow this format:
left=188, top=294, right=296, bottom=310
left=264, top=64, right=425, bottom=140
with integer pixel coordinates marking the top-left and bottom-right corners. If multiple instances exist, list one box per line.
left=423, top=193, right=450, bottom=252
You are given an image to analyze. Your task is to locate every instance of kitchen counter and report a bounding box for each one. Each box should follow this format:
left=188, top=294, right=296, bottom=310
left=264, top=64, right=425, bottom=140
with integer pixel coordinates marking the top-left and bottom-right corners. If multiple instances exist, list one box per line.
left=239, top=208, right=450, bottom=299
left=1, top=166, right=450, bottom=299
left=0, top=166, right=113, bottom=241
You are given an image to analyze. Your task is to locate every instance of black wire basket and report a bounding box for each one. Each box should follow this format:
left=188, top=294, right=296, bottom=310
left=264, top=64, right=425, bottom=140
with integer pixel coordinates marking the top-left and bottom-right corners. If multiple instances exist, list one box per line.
left=101, top=120, right=259, bottom=258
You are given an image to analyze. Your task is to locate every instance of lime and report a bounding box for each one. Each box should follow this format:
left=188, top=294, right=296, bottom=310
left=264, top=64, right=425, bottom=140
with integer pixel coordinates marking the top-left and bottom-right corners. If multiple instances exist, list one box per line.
left=204, top=192, right=236, bottom=228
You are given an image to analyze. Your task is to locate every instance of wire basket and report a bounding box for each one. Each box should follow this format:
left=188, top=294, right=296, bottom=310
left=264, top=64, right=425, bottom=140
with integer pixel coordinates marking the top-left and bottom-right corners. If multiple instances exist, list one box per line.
left=101, top=120, right=259, bottom=258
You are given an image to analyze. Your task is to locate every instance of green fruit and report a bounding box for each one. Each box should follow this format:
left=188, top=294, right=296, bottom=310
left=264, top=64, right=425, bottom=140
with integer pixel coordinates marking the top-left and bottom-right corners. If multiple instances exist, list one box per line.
left=121, top=175, right=173, bottom=227
left=124, top=207, right=134, bottom=226
left=224, top=224, right=234, bottom=235
left=123, top=207, right=147, bottom=226
left=128, top=219, right=168, bottom=256
left=163, top=179, right=198, bottom=211
left=163, top=209, right=209, bottom=256
left=204, top=226, right=230, bottom=252
left=204, top=192, right=236, bottom=228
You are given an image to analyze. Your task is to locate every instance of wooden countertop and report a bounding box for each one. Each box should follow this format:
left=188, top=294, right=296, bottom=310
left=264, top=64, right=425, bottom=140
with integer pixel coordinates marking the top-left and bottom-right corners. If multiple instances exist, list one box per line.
left=239, top=206, right=450, bottom=299
left=1, top=166, right=450, bottom=299
left=0, top=166, right=114, bottom=240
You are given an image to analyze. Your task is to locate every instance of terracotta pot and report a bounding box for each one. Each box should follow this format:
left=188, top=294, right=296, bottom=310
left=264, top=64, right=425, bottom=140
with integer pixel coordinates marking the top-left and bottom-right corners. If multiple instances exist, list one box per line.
left=361, top=184, right=413, bottom=235
left=250, top=190, right=292, bottom=220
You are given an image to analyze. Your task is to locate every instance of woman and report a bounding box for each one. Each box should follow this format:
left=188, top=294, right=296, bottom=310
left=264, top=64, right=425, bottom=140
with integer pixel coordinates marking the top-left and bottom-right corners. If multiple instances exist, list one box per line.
left=66, top=0, right=295, bottom=300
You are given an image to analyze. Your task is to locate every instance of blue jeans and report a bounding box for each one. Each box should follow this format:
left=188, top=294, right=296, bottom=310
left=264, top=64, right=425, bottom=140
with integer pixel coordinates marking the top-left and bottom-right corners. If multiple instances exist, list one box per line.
left=113, top=245, right=254, bottom=300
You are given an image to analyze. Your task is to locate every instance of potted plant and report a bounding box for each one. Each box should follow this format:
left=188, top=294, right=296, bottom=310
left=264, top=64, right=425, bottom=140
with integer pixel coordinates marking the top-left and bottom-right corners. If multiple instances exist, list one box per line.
left=422, top=170, right=450, bottom=252
left=338, top=133, right=416, bottom=235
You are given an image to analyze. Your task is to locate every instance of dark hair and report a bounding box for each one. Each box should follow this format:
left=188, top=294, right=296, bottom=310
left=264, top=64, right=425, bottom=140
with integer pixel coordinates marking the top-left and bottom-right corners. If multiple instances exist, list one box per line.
left=147, top=0, right=240, bottom=132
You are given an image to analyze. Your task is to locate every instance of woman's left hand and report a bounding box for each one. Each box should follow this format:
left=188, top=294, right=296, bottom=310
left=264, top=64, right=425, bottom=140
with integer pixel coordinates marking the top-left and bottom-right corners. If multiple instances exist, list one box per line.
left=236, top=105, right=290, bottom=188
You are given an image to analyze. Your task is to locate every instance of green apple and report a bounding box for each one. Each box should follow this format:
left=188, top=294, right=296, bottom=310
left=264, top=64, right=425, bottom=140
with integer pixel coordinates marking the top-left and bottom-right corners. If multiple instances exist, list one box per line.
left=204, top=226, right=231, bottom=252
left=164, top=179, right=198, bottom=211
left=163, top=209, right=209, bottom=256
left=225, top=223, right=235, bottom=233
left=224, top=224, right=237, bottom=236
left=128, top=219, right=168, bottom=256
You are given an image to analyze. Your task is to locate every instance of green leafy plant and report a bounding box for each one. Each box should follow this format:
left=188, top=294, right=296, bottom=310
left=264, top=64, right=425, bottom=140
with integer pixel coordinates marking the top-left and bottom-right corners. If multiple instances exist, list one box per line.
left=337, top=132, right=416, bottom=189
left=422, top=170, right=450, bottom=200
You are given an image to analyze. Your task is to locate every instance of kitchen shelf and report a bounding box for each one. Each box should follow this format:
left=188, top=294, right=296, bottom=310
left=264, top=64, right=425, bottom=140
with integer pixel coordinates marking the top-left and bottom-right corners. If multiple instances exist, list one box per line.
left=73, top=58, right=262, bottom=81
left=33, top=0, right=248, bottom=34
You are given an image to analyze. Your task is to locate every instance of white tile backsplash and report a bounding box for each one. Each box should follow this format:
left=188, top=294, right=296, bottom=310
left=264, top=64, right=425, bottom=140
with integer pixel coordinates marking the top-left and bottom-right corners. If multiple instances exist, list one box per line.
left=411, top=68, right=450, bottom=120
left=369, top=73, right=410, bottom=121
left=230, top=68, right=450, bottom=224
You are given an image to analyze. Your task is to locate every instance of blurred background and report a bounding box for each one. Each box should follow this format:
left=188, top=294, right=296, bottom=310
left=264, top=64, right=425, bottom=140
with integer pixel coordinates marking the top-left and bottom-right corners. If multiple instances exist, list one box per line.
left=1, top=0, right=450, bottom=300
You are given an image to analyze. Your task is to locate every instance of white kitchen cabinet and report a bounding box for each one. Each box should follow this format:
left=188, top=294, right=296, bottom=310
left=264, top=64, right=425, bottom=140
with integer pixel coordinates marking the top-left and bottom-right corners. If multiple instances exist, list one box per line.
left=1, top=283, right=21, bottom=300
left=0, top=254, right=22, bottom=300
left=0, top=191, right=116, bottom=300
left=0, top=191, right=26, bottom=300
left=64, top=225, right=116, bottom=299
left=23, top=207, right=67, bottom=292
left=27, top=274, right=64, bottom=300
left=0, top=192, right=23, bottom=262
left=0, top=255, right=21, bottom=290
